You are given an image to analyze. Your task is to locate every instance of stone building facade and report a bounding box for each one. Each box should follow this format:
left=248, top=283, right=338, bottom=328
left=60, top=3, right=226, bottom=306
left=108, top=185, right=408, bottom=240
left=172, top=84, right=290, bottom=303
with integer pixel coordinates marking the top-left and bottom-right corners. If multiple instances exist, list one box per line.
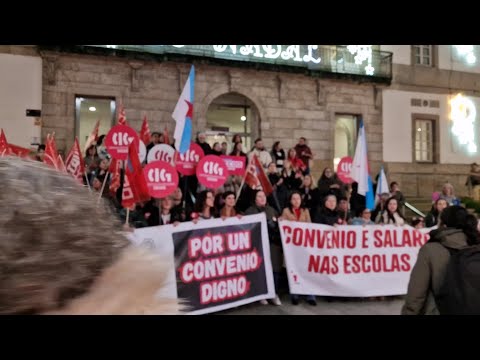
left=381, top=45, right=480, bottom=199
left=35, top=45, right=388, bottom=181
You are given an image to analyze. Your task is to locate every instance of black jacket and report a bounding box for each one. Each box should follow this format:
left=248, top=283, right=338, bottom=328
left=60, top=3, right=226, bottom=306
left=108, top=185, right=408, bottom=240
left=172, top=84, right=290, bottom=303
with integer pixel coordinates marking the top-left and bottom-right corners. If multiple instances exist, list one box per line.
left=244, top=204, right=280, bottom=245
left=301, top=187, right=320, bottom=215
left=144, top=206, right=182, bottom=227
left=313, top=207, right=341, bottom=226
left=197, top=141, right=212, bottom=156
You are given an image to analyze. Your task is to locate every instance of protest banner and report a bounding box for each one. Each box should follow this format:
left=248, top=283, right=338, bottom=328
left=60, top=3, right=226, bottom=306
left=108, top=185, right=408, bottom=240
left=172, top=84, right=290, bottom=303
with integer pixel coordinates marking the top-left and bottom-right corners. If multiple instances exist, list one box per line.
left=147, top=144, right=175, bottom=164
left=143, top=161, right=179, bottom=198
left=337, top=156, right=353, bottom=184
left=129, top=213, right=275, bottom=315
left=279, top=221, right=431, bottom=297
left=220, top=155, right=246, bottom=176
left=105, top=125, right=139, bottom=161
left=196, top=155, right=229, bottom=189
left=175, top=142, right=204, bottom=176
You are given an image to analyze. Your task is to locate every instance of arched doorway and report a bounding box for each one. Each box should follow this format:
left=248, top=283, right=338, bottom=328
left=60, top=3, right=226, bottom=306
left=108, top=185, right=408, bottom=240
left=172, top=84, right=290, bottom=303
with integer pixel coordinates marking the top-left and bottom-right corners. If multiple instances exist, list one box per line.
left=333, top=114, right=358, bottom=171
left=205, top=92, right=260, bottom=154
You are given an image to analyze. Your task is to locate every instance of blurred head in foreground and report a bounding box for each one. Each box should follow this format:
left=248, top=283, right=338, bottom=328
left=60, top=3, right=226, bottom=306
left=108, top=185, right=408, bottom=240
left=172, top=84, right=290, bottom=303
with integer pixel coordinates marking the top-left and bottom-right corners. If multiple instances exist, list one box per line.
left=0, top=157, right=180, bottom=315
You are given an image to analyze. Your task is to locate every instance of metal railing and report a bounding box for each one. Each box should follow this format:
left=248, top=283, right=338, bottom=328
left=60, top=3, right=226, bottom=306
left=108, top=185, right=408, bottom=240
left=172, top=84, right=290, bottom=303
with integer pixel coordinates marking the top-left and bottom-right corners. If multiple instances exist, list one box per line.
left=404, top=202, right=426, bottom=218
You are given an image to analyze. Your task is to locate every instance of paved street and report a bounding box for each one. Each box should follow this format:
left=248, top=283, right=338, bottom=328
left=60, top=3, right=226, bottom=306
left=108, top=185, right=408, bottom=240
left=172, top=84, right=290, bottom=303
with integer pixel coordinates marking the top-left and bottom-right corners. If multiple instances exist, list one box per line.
left=217, top=295, right=405, bottom=315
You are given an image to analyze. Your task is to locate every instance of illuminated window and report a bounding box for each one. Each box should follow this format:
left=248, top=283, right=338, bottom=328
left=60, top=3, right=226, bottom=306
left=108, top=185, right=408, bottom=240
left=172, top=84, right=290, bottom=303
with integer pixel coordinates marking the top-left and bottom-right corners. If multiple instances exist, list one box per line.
left=415, top=119, right=434, bottom=162
left=413, top=45, right=433, bottom=66
left=75, top=96, right=116, bottom=151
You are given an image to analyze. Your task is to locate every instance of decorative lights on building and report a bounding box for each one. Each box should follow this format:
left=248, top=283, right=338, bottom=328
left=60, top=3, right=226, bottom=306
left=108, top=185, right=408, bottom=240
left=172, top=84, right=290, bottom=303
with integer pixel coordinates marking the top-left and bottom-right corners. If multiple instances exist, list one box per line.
left=453, top=45, right=476, bottom=64
left=450, top=93, right=477, bottom=153
left=347, top=45, right=375, bottom=75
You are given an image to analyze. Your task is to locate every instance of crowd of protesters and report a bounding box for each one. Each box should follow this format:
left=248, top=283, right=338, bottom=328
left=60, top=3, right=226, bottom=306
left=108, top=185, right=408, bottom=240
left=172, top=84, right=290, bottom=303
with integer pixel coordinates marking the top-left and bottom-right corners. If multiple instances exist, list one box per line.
left=32, top=131, right=471, bottom=307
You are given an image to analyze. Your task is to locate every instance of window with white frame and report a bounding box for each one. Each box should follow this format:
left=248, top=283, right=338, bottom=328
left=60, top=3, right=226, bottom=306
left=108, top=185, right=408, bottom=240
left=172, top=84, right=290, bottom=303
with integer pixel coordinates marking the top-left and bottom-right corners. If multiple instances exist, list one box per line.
left=413, top=45, right=433, bottom=66
left=415, top=119, right=434, bottom=162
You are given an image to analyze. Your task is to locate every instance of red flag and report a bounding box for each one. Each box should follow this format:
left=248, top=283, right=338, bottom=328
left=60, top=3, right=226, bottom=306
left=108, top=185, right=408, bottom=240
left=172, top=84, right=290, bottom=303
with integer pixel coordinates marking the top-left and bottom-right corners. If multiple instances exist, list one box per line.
left=0, top=129, right=12, bottom=156
left=139, top=115, right=151, bottom=145
left=245, top=154, right=273, bottom=196
left=122, top=142, right=150, bottom=208
left=44, top=133, right=59, bottom=169
left=121, top=171, right=136, bottom=210
left=118, top=105, right=127, bottom=125
left=57, top=154, right=67, bottom=173
left=65, top=137, right=86, bottom=183
left=109, top=158, right=121, bottom=194
left=163, top=125, right=170, bottom=145
left=84, top=119, right=100, bottom=152
left=0, top=129, right=33, bottom=158
left=9, top=144, right=32, bottom=158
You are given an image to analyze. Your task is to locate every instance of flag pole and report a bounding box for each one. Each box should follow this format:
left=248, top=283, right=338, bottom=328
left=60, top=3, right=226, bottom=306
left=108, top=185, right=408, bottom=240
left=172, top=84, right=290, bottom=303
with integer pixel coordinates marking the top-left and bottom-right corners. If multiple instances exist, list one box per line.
left=125, top=208, right=130, bottom=225
left=183, top=175, right=189, bottom=209
left=97, top=171, right=109, bottom=204
left=84, top=170, right=92, bottom=192
left=235, top=173, right=246, bottom=205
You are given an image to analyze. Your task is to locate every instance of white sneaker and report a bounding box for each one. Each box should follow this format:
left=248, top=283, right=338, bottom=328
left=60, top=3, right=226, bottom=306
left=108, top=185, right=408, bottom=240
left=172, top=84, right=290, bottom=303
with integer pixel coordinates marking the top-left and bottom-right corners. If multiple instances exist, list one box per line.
left=271, top=295, right=282, bottom=306
left=260, top=299, right=268, bottom=305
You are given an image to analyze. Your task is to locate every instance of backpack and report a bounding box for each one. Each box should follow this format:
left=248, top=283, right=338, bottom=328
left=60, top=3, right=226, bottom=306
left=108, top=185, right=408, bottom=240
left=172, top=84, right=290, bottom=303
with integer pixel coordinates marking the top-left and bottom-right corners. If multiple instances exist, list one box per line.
left=434, top=245, right=480, bottom=315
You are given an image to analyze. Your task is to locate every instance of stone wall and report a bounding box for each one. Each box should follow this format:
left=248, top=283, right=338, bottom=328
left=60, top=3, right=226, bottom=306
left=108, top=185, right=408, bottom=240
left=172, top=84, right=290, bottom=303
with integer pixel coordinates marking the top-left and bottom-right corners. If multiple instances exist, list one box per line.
left=387, top=162, right=471, bottom=198
left=39, top=50, right=383, bottom=180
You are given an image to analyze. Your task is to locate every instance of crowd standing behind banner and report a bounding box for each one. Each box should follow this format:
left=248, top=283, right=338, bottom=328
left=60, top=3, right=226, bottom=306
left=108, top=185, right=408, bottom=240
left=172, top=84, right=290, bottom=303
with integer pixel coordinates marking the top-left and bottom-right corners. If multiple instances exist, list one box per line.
left=9, top=123, right=475, bottom=311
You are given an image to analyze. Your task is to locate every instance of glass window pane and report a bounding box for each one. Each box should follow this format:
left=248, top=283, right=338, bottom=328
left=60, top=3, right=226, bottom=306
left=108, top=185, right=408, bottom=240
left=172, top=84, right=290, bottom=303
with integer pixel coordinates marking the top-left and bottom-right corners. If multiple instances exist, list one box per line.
left=423, top=47, right=430, bottom=56
left=414, top=47, right=420, bottom=55
left=423, top=56, right=430, bottom=65
left=415, top=56, right=421, bottom=64
left=76, top=96, right=115, bottom=151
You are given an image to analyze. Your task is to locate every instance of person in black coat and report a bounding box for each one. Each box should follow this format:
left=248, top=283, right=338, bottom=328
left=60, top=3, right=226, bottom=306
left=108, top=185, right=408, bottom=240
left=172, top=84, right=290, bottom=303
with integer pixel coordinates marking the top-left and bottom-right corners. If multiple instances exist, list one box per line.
left=268, top=162, right=287, bottom=212
left=313, top=194, right=345, bottom=226
left=317, top=167, right=347, bottom=200
left=244, top=190, right=283, bottom=306
left=281, top=160, right=302, bottom=192
left=349, top=182, right=366, bottom=218
left=299, top=174, right=320, bottom=217
left=143, top=197, right=182, bottom=227
left=270, top=141, right=286, bottom=174
left=196, top=132, right=211, bottom=155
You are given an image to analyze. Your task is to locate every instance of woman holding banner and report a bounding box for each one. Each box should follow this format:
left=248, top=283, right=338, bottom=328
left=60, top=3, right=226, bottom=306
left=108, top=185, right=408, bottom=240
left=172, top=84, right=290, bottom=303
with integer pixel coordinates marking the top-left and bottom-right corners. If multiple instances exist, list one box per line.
left=375, top=197, right=405, bottom=226
left=313, top=194, right=344, bottom=226
left=191, top=190, right=217, bottom=222
left=220, top=191, right=240, bottom=218
left=143, top=196, right=182, bottom=227
left=245, top=190, right=282, bottom=306
left=281, top=191, right=317, bottom=306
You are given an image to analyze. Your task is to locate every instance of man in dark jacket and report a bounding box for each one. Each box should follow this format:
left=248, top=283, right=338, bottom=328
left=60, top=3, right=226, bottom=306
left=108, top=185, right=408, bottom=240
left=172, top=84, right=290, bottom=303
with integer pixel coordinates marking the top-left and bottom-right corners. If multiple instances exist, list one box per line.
left=402, top=206, right=478, bottom=315
left=196, top=132, right=211, bottom=156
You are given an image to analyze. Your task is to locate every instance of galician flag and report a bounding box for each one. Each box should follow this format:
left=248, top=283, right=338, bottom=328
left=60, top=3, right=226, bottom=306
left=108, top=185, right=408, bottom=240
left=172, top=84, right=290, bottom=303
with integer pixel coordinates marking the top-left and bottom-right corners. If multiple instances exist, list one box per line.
left=375, top=165, right=390, bottom=205
left=350, top=119, right=375, bottom=210
left=172, top=65, right=195, bottom=154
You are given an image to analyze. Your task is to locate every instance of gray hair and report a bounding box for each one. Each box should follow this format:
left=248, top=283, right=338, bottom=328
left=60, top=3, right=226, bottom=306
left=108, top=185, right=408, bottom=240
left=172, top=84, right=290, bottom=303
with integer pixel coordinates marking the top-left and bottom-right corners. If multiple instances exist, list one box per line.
left=0, top=157, right=128, bottom=314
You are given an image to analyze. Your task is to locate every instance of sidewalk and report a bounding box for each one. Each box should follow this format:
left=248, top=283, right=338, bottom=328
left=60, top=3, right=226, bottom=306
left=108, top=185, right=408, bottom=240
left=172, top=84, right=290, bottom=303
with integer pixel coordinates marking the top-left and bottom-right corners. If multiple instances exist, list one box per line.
left=217, top=295, right=404, bottom=315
